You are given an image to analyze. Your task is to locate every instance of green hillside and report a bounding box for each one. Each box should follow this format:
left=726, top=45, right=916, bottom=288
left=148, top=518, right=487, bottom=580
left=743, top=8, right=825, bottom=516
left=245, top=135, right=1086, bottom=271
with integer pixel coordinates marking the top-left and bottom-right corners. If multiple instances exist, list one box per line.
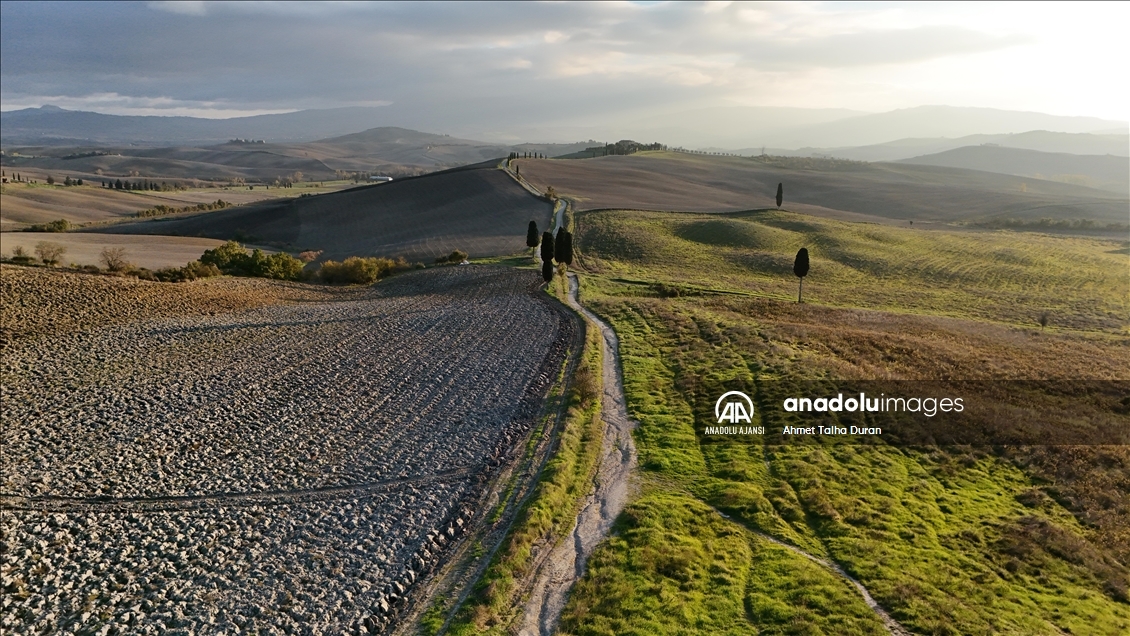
left=560, top=209, right=1130, bottom=635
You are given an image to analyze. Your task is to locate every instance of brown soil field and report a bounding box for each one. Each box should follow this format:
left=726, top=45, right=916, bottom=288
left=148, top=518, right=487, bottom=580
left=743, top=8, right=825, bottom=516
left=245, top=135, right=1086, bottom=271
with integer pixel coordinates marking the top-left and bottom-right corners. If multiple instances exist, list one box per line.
left=513, top=152, right=1129, bottom=225
left=0, top=233, right=245, bottom=270
left=94, top=165, right=554, bottom=261
left=1, top=264, right=576, bottom=634
left=0, top=179, right=356, bottom=229
left=0, top=264, right=332, bottom=344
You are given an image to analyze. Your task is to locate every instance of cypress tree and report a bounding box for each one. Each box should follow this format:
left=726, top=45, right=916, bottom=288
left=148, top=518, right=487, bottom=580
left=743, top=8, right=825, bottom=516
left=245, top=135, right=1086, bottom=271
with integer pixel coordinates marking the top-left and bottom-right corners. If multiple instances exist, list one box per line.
left=542, top=260, right=554, bottom=283
left=556, top=228, right=573, bottom=265
left=793, top=247, right=809, bottom=303
left=776, top=183, right=783, bottom=209
left=115, top=179, right=122, bottom=190
left=540, top=231, right=555, bottom=263
left=526, top=221, right=539, bottom=248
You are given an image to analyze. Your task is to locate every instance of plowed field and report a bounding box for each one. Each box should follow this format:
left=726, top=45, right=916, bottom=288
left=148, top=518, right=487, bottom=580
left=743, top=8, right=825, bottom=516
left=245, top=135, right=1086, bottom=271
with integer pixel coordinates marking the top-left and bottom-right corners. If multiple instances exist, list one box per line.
left=0, top=265, right=574, bottom=635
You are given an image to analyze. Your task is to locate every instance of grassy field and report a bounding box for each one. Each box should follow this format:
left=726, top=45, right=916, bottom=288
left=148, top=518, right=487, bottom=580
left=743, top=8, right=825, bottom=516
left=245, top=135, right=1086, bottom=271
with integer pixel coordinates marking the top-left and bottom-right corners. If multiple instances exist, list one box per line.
left=557, top=208, right=1130, bottom=635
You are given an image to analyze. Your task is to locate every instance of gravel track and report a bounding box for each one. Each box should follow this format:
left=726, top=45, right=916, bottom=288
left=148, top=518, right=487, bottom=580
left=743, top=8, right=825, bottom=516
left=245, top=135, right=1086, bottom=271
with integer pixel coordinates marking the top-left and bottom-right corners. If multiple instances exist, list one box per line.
left=1, top=265, right=573, bottom=635
left=517, top=273, right=638, bottom=636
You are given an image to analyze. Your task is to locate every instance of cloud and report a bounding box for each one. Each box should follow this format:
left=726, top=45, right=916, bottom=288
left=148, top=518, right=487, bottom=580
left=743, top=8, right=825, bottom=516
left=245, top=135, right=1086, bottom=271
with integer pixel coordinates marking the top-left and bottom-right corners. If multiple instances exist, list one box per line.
left=147, top=1, right=207, bottom=16
left=1, top=1, right=1125, bottom=133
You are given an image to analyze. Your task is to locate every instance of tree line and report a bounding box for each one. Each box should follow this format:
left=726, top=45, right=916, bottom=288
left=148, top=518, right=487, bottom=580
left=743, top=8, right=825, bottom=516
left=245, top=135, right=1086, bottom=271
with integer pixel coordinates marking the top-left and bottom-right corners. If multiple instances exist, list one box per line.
left=527, top=220, right=573, bottom=283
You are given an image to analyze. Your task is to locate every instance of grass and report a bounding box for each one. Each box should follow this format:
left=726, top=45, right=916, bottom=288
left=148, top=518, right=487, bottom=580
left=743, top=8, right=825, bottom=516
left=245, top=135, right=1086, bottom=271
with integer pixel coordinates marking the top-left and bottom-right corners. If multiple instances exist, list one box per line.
left=556, top=208, right=1130, bottom=635
left=577, top=209, right=1128, bottom=333
left=446, top=297, right=603, bottom=634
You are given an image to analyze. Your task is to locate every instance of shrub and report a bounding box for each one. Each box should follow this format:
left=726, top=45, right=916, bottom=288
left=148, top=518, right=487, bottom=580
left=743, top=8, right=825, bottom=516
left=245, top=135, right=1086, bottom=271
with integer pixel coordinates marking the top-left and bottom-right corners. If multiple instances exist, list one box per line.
left=434, top=249, right=469, bottom=264
left=198, top=240, right=304, bottom=280
left=9, top=246, right=33, bottom=264
left=34, top=241, right=66, bottom=265
left=99, top=247, right=131, bottom=272
left=26, top=219, right=70, bottom=233
left=319, top=256, right=405, bottom=284
left=298, top=249, right=323, bottom=262
left=153, top=260, right=222, bottom=282
left=199, top=240, right=249, bottom=271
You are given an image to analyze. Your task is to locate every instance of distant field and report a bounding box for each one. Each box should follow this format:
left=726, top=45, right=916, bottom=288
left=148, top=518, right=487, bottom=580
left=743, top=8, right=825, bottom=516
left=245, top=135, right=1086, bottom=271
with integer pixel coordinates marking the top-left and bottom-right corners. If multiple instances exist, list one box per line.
left=95, top=165, right=553, bottom=262
left=514, top=152, right=1129, bottom=227
left=558, top=208, right=1130, bottom=635
left=0, top=179, right=358, bottom=229
left=0, top=232, right=237, bottom=269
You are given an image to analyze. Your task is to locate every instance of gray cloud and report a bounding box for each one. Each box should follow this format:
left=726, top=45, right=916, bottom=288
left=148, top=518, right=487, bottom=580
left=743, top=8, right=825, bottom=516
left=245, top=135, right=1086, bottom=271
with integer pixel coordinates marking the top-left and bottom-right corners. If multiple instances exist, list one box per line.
left=0, top=1, right=1039, bottom=137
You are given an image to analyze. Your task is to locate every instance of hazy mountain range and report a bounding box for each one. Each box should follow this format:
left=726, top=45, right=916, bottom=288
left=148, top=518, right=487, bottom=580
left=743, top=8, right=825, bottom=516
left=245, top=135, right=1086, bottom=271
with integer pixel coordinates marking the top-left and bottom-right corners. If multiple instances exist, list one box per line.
left=2, top=104, right=1125, bottom=151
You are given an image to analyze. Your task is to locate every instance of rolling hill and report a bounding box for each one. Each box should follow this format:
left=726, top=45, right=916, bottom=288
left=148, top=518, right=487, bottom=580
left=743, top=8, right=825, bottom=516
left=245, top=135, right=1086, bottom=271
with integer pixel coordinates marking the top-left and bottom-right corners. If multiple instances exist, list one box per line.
left=898, top=146, right=1129, bottom=194
left=90, top=162, right=553, bottom=262
left=1, top=127, right=595, bottom=184
left=512, top=152, right=1129, bottom=227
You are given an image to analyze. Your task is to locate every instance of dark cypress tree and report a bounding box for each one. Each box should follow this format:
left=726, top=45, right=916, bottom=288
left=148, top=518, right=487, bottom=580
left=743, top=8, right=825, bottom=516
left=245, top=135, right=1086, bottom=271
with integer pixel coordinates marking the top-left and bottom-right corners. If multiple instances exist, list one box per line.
left=115, top=179, right=123, bottom=190
left=540, top=231, right=555, bottom=264
left=556, top=228, right=573, bottom=265
left=793, top=247, right=809, bottom=303
left=526, top=221, right=539, bottom=248
left=776, top=183, right=783, bottom=209
left=542, top=260, right=554, bottom=283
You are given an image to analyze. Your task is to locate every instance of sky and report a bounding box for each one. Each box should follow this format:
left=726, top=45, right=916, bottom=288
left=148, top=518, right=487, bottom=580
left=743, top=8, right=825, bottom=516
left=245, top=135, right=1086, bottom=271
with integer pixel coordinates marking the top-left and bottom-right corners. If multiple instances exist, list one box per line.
left=1, top=1, right=1127, bottom=139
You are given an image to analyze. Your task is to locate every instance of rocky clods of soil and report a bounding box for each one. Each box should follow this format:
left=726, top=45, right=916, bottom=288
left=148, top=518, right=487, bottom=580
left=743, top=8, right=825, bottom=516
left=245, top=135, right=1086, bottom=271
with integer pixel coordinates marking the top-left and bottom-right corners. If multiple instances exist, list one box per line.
left=1, top=265, right=574, bottom=634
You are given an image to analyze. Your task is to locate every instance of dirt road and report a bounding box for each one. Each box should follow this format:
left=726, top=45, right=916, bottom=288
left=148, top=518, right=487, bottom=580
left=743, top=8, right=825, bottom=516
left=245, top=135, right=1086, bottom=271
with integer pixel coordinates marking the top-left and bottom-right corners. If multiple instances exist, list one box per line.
left=517, top=272, right=638, bottom=636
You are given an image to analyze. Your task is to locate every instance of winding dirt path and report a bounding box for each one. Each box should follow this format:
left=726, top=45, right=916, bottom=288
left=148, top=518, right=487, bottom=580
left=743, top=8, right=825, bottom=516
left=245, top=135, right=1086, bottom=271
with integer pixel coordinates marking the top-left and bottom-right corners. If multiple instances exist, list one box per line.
left=508, top=267, right=907, bottom=635
left=517, top=273, right=639, bottom=636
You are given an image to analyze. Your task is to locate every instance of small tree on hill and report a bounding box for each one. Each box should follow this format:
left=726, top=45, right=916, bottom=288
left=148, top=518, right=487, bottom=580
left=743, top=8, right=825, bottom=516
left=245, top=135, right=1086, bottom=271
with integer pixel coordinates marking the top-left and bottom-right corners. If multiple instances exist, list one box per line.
left=793, top=247, right=809, bottom=303
left=46, top=175, right=55, bottom=185
left=527, top=221, right=539, bottom=248
left=776, top=182, right=783, bottom=209
left=540, top=231, right=555, bottom=264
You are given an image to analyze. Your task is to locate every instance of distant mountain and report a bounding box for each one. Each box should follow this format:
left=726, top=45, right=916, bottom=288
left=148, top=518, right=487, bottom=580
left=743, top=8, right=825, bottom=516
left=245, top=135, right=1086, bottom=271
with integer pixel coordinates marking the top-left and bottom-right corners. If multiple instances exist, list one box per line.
left=760, top=106, right=1127, bottom=149
left=3, top=103, right=1126, bottom=154
left=0, top=105, right=415, bottom=146
left=770, top=131, right=1130, bottom=162
left=897, top=146, right=1129, bottom=194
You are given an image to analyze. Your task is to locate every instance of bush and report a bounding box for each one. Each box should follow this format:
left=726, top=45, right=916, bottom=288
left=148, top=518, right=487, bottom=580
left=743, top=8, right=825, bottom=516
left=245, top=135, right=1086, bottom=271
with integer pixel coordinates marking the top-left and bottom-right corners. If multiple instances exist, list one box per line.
left=319, top=256, right=406, bottom=284
left=26, top=219, right=71, bottom=233
left=435, top=249, right=469, bottom=264
left=153, top=260, right=222, bottom=282
left=199, top=240, right=304, bottom=280
left=199, top=240, right=249, bottom=271
left=9, top=246, right=33, bottom=264
left=100, top=247, right=131, bottom=272
left=34, top=241, right=66, bottom=265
